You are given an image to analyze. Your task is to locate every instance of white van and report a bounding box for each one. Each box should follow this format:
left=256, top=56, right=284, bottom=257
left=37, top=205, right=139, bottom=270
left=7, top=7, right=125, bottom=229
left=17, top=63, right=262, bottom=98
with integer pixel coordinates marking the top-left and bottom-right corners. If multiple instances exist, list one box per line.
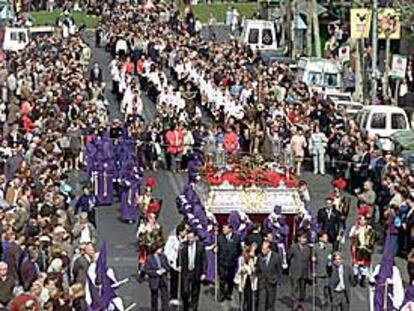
left=323, top=91, right=363, bottom=118
left=241, top=19, right=277, bottom=51
left=355, top=105, right=410, bottom=150
left=296, top=57, right=342, bottom=92
left=2, top=26, right=54, bottom=51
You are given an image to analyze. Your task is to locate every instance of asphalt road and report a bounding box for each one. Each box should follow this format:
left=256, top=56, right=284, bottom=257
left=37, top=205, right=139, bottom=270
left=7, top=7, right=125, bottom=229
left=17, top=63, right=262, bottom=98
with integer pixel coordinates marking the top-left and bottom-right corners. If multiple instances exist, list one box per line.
left=82, top=30, right=409, bottom=311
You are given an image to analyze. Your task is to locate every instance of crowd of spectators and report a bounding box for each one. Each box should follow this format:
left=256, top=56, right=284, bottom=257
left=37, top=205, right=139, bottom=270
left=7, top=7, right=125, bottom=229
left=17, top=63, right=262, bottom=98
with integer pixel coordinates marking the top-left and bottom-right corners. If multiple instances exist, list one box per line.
left=0, top=13, right=115, bottom=311
left=1, top=0, right=414, bottom=309
left=97, top=1, right=414, bottom=260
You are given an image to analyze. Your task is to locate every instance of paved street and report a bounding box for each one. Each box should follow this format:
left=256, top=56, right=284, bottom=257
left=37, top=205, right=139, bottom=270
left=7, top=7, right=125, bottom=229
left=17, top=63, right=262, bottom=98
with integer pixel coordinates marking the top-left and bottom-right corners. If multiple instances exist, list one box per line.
left=83, top=31, right=409, bottom=311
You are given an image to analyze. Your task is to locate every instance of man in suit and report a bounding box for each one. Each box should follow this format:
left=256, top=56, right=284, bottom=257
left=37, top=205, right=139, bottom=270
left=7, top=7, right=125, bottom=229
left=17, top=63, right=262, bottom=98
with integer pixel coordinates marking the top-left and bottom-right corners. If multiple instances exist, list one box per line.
left=143, top=242, right=170, bottom=311
left=217, top=223, right=242, bottom=301
left=256, top=240, right=283, bottom=311
left=313, top=231, right=333, bottom=311
left=72, top=242, right=95, bottom=284
left=317, top=197, right=342, bottom=251
left=178, top=231, right=207, bottom=311
left=289, top=231, right=311, bottom=309
left=19, top=248, right=39, bottom=291
left=355, top=143, right=371, bottom=189
left=329, top=251, right=356, bottom=311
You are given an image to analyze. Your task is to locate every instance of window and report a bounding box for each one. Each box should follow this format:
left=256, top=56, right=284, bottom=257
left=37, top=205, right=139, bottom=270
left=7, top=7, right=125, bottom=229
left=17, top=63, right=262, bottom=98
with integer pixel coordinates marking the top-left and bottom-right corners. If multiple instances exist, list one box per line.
left=391, top=113, right=407, bottom=129
left=324, top=73, right=338, bottom=87
left=10, top=31, right=26, bottom=43
left=10, top=32, right=19, bottom=41
left=248, top=28, right=259, bottom=44
left=370, top=113, right=387, bottom=129
left=308, top=72, right=322, bottom=86
left=362, top=112, right=369, bottom=129
left=19, top=32, right=26, bottom=43
left=262, top=29, right=273, bottom=45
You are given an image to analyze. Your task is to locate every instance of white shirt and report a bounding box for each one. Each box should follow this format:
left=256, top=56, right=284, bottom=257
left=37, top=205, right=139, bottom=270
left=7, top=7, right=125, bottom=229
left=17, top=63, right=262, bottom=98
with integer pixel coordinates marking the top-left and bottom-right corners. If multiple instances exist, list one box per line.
left=164, top=234, right=180, bottom=270
left=335, top=264, right=345, bottom=291
left=116, top=39, right=128, bottom=54
left=188, top=242, right=196, bottom=271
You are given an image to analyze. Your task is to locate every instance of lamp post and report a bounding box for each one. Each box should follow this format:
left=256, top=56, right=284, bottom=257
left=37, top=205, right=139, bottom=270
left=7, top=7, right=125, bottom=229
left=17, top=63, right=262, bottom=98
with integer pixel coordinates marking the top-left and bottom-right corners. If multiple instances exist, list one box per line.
left=371, top=0, right=379, bottom=103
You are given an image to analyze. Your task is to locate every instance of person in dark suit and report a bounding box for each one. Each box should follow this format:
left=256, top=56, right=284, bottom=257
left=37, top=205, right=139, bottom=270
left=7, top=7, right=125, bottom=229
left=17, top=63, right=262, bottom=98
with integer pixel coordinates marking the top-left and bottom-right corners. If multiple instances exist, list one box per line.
left=178, top=231, right=207, bottom=311
left=355, top=143, right=371, bottom=189
left=313, top=231, right=333, bottom=311
left=217, top=223, right=242, bottom=301
left=289, top=231, right=311, bottom=309
left=143, top=242, right=170, bottom=311
left=329, top=251, right=356, bottom=311
left=72, top=243, right=95, bottom=284
left=317, top=197, right=343, bottom=251
left=256, top=240, right=282, bottom=311
left=19, top=249, right=39, bottom=291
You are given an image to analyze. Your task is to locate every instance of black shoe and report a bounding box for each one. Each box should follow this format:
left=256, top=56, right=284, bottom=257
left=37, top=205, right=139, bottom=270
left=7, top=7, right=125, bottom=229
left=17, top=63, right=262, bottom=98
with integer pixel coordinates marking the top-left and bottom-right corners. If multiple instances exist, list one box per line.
left=225, top=295, right=232, bottom=301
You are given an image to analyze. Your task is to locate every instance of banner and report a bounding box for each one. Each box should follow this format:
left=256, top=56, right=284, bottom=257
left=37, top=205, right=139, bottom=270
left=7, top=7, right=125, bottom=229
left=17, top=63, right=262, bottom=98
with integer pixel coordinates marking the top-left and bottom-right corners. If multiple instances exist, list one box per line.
left=351, top=8, right=372, bottom=39
left=338, top=45, right=350, bottom=64
left=390, top=54, right=407, bottom=78
left=378, top=8, right=401, bottom=39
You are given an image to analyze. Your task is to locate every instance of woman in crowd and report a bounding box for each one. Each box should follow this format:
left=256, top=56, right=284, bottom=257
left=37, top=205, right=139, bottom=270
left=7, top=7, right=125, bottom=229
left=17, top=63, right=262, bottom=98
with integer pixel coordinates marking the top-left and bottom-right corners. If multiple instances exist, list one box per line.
left=234, top=245, right=258, bottom=311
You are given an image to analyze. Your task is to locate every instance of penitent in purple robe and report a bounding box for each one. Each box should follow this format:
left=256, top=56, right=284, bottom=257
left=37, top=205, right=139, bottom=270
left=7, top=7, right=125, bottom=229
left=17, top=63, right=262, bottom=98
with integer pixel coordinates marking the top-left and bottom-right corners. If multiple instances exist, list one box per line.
left=119, top=161, right=140, bottom=222
left=94, top=162, right=114, bottom=206
left=204, top=232, right=216, bottom=283
left=84, top=141, right=97, bottom=178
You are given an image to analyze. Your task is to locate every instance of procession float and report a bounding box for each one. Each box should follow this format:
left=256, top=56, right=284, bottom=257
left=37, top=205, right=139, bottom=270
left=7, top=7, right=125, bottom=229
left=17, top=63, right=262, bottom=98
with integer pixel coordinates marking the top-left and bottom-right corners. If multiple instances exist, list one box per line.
left=196, top=153, right=306, bottom=225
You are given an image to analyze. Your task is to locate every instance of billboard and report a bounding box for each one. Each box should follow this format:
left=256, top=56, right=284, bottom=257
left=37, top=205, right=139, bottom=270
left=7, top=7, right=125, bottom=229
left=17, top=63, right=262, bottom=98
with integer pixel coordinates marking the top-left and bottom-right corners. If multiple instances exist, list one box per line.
left=351, top=8, right=372, bottom=39
left=378, top=8, right=401, bottom=39
left=390, top=54, right=407, bottom=78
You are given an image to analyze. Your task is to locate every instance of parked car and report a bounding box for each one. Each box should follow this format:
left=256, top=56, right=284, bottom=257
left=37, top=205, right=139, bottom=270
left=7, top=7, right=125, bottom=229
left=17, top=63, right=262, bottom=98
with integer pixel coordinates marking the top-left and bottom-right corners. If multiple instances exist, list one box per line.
left=2, top=26, right=55, bottom=51
left=296, top=57, right=342, bottom=93
left=355, top=105, right=410, bottom=150
left=324, top=91, right=363, bottom=118
left=390, top=130, right=414, bottom=169
left=241, top=19, right=278, bottom=51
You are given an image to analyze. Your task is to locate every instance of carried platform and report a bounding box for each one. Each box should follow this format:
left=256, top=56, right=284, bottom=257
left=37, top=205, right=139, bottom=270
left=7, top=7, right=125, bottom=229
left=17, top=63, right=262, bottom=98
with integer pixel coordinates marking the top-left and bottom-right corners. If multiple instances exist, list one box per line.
left=196, top=180, right=304, bottom=216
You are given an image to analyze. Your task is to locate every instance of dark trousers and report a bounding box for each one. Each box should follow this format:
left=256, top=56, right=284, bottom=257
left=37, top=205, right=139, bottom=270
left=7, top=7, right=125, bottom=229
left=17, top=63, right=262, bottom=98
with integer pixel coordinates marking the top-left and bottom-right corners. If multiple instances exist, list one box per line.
left=331, top=291, right=349, bottom=311
left=170, top=268, right=179, bottom=300
left=290, top=277, right=306, bottom=303
left=316, top=277, right=330, bottom=310
left=181, top=271, right=201, bottom=311
left=242, top=277, right=254, bottom=311
left=150, top=284, right=169, bottom=311
left=219, top=265, right=236, bottom=300
left=112, top=80, right=119, bottom=94
left=258, top=283, right=277, bottom=311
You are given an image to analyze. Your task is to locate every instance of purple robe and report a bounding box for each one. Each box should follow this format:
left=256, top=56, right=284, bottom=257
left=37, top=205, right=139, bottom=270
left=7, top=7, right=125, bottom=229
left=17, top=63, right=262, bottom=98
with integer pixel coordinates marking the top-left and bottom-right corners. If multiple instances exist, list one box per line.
left=94, top=162, right=114, bottom=206
left=204, top=232, right=216, bottom=283
left=228, top=211, right=254, bottom=241
left=401, top=283, right=414, bottom=309
left=84, top=142, right=97, bottom=177
left=112, top=141, right=123, bottom=177
left=374, top=230, right=394, bottom=311
left=119, top=164, right=140, bottom=222
left=183, top=183, right=201, bottom=206
left=264, top=216, right=289, bottom=246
